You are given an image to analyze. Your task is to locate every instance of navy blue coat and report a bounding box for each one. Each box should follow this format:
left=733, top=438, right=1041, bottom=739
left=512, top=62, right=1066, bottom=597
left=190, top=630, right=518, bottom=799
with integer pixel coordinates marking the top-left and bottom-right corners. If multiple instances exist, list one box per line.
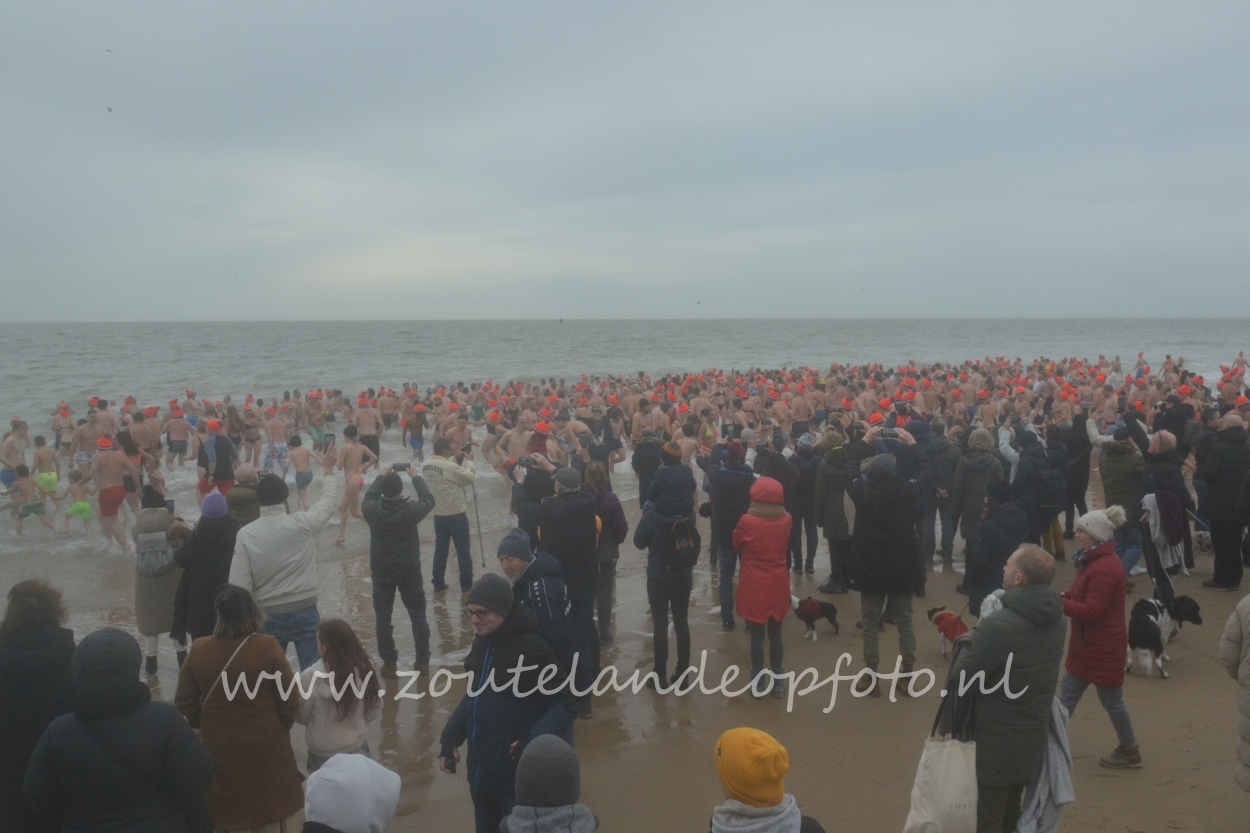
left=512, top=553, right=573, bottom=668
left=647, top=462, right=697, bottom=517
left=967, top=503, right=1029, bottom=617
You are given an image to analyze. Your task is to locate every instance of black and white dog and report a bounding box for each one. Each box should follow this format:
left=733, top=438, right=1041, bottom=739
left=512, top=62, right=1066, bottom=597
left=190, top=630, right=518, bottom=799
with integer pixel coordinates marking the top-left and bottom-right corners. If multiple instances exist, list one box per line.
left=792, top=596, right=839, bottom=640
left=1126, top=596, right=1203, bottom=679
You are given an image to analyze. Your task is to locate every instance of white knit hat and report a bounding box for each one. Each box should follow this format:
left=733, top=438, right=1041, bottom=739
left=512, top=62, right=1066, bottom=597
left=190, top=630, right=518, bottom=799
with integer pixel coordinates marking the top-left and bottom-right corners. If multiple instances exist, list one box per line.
left=1075, top=505, right=1127, bottom=544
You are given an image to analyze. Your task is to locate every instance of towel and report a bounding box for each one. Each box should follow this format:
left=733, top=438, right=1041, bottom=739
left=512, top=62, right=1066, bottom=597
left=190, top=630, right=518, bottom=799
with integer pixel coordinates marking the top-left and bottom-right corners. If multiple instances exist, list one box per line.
left=1015, top=698, right=1075, bottom=833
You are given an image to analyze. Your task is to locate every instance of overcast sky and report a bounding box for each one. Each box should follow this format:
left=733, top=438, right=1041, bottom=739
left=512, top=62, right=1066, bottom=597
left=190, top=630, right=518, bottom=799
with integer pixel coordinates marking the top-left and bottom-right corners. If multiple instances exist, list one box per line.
left=3, top=3, right=1248, bottom=320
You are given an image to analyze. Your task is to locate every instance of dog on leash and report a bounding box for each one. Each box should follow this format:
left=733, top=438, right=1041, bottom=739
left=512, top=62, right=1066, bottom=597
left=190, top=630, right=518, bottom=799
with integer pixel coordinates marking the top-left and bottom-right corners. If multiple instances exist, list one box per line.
left=792, top=596, right=839, bottom=640
left=927, top=606, right=970, bottom=657
left=1126, top=596, right=1203, bottom=679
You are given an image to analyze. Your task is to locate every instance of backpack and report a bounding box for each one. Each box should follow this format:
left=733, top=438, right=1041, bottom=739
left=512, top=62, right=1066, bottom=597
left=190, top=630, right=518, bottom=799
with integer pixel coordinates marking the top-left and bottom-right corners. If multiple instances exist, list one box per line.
left=665, top=517, right=702, bottom=572
left=135, top=531, right=176, bottom=577
left=1035, top=466, right=1067, bottom=513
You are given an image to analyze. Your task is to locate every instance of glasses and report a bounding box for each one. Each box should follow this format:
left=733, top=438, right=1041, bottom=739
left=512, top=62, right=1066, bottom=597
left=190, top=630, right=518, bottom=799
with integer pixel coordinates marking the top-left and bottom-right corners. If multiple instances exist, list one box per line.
left=463, top=608, right=492, bottom=621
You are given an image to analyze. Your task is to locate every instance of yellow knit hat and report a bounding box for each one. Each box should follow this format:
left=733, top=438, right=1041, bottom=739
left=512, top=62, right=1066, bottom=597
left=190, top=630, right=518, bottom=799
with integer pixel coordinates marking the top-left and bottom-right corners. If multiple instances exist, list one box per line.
left=715, top=728, right=789, bottom=808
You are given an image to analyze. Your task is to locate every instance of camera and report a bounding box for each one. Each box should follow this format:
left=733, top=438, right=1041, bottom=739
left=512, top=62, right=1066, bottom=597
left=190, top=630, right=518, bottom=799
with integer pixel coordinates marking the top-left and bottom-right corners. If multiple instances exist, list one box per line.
left=517, top=455, right=537, bottom=468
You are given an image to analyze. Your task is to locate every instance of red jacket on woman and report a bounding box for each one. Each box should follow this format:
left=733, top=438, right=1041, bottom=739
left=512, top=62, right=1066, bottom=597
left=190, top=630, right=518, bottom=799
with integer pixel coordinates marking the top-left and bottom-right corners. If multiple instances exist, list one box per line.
left=733, top=477, right=793, bottom=625
left=1062, top=539, right=1128, bottom=689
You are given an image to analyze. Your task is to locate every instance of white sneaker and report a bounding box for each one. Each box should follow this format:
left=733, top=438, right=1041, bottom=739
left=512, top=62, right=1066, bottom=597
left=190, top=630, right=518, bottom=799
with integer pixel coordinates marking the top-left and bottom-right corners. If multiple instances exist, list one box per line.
left=1129, top=565, right=1148, bottom=576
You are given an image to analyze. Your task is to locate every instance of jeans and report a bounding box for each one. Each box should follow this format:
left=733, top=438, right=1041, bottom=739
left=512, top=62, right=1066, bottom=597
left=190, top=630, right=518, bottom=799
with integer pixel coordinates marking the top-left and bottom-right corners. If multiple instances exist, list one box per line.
left=977, top=782, right=1025, bottom=833
left=1058, top=671, right=1136, bottom=747
left=637, top=475, right=653, bottom=510
left=718, top=545, right=741, bottom=625
left=646, top=575, right=692, bottom=678
left=860, top=592, right=915, bottom=672
left=938, top=506, right=955, bottom=554
left=747, top=618, right=784, bottom=677
left=432, top=513, right=473, bottom=589
left=1114, top=525, right=1143, bottom=574
left=261, top=605, right=320, bottom=670
left=789, top=507, right=819, bottom=570
left=568, top=587, right=599, bottom=695
left=470, top=790, right=515, bottom=833
left=595, top=547, right=618, bottom=640
left=1211, top=518, right=1245, bottom=588
left=372, top=570, right=430, bottom=665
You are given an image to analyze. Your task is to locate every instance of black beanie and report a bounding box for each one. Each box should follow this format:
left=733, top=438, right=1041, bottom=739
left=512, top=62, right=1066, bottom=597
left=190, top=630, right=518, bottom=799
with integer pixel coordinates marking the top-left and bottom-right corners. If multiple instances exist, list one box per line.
left=515, top=734, right=580, bottom=807
left=465, top=574, right=514, bottom=617
left=256, top=474, right=290, bottom=506
left=497, top=528, right=534, bottom=563
left=985, top=479, right=1013, bottom=504
left=379, top=472, right=404, bottom=498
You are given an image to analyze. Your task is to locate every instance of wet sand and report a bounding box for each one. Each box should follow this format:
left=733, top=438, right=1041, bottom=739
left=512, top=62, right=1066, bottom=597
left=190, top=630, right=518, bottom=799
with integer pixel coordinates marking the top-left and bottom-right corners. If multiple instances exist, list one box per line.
left=3, top=464, right=1249, bottom=832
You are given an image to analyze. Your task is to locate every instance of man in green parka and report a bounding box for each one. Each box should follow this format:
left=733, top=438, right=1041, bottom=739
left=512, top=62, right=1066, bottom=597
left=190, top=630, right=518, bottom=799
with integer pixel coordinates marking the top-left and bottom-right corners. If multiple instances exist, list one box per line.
left=951, top=543, right=1067, bottom=833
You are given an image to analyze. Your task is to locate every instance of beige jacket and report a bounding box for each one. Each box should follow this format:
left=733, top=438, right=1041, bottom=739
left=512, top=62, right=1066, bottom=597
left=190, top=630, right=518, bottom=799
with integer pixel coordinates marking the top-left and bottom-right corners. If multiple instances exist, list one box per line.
left=421, top=455, right=475, bottom=516
left=1219, top=592, right=1250, bottom=791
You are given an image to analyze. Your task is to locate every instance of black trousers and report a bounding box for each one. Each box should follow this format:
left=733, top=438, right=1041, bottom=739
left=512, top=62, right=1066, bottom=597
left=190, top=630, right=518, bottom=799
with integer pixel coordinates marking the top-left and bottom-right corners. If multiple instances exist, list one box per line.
left=1211, top=518, right=1246, bottom=588
left=646, top=575, right=692, bottom=678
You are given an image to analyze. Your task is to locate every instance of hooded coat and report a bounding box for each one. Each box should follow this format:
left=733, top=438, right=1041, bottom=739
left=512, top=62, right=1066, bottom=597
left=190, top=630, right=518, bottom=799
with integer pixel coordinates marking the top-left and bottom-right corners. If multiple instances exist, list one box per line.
left=634, top=503, right=699, bottom=579
left=647, top=461, right=698, bottom=517
left=844, top=443, right=930, bottom=595
left=951, top=584, right=1067, bottom=786
left=813, top=445, right=849, bottom=542
left=930, top=435, right=962, bottom=511
left=705, top=456, right=758, bottom=549
left=967, top=502, right=1029, bottom=617
left=949, top=450, right=1004, bottom=546
left=131, top=508, right=187, bottom=637
left=0, top=622, right=74, bottom=833
left=1196, top=425, right=1250, bottom=521
left=1009, top=437, right=1051, bottom=538
left=171, top=515, right=240, bottom=642
left=24, top=629, right=213, bottom=833
left=1063, top=540, right=1128, bottom=689
left=360, top=473, right=436, bottom=582
left=439, top=605, right=577, bottom=797
left=732, top=478, right=793, bottom=624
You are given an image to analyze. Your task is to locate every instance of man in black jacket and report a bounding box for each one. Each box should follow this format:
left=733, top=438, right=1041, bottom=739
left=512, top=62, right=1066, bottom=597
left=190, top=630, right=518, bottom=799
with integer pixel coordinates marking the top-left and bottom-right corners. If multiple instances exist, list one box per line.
left=362, top=467, right=436, bottom=675
left=630, top=430, right=664, bottom=509
left=700, top=440, right=756, bottom=630
left=1197, top=416, right=1250, bottom=589
left=844, top=425, right=931, bottom=694
left=966, top=479, right=1029, bottom=616
left=512, top=462, right=600, bottom=718
left=930, top=420, right=962, bottom=565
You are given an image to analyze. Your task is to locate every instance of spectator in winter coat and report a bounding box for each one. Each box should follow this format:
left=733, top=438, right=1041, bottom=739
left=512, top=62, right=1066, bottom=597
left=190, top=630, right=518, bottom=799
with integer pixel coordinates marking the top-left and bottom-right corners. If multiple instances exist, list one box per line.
left=813, top=432, right=850, bottom=594
left=788, top=434, right=821, bottom=575
left=439, top=576, right=577, bottom=833
left=648, top=442, right=698, bottom=516
left=1040, top=425, right=1069, bottom=558
left=1062, top=412, right=1093, bottom=538
left=361, top=466, right=436, bottom=675
left=295, top=619, right=382, bottom=773
left=131, top=486, right=189, bottom=675
left=585, top=463, right=628, bottom=643
left=1219, top=591, right=1250, bottom=793
left=25, top=628, right=213, bottom=832
left=0, top=580, right=75, bottom=833
left=171, top=491, right=240, bottom=644
left=844, top=426, right=931, bottom=693
left=964, top=480, right=1029, bottom=617
left=733, top=477, right=793, bottom=699
left=498, top=528, right=573, bottom=670
left=630, top=430, right=664, bottom=510
left=703, top=440, right=757, bottom=628
left=949, top=427, right=1004, bottom=566
left=710, top=728, right=827, bottom=833
left=302, top=753, right=401, bottom=833
left=503, top=735, right=598, bottom=833
left=1196, top=416, right=1250, bottom=590
left=634, top=494, right=699, bottom=688
left=999, top=426, right=1049, bottom=543
left=952, top=545, right=1066, bottom=833
left=1060, top=507, right=1141, bottom=769
left=1085, top=419, right=1146, bottom=574
left=930, top=420, right=962, bottom=566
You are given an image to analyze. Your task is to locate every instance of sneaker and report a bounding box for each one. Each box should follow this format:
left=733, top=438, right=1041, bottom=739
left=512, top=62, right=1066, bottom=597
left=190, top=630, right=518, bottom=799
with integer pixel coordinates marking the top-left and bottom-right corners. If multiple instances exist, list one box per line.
left=804, top=565, right=815, bottom=575
left=1099, top=744, right=1142, bottom=769
left=1129, top=564, right=1148, bottom=576
left=1203, top=580, right=1239, bottom=592
left=646, top=673, right=668, bottom=691
left=379, top=662, right=398, bottom=679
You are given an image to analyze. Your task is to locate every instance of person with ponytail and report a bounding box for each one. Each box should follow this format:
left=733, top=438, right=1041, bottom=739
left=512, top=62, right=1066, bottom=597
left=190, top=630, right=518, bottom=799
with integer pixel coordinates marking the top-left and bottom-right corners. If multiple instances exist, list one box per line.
left=295, top=619, right=382, bottom=772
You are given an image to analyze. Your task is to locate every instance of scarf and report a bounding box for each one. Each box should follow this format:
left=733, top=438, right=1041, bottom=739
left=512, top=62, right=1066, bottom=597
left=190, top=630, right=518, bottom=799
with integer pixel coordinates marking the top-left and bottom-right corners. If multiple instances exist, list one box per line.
left=1072, top=546, right=1093, bottom=572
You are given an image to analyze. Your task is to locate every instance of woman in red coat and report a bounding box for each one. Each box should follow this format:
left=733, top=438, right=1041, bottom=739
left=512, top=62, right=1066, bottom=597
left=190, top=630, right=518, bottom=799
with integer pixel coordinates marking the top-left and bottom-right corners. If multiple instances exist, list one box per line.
left=1059, top=506, right=1141, bottom=769
left=733, top=476, right=793, bottom=699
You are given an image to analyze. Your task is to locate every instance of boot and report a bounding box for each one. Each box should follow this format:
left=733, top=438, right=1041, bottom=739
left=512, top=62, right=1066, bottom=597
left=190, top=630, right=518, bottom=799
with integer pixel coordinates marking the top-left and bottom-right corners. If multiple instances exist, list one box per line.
left=1099, top=744, right=1142, bottom=768
left=145, top=655, right=158, bottom=676
left=771, top=677, right=787, bottom=699
left=379, top=662, right=398, bottom=679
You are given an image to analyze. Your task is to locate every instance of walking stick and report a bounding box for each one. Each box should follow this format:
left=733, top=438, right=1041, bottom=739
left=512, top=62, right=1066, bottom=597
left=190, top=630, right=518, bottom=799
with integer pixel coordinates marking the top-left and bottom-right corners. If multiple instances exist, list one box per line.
left=470, top=482, right=486, bottom=568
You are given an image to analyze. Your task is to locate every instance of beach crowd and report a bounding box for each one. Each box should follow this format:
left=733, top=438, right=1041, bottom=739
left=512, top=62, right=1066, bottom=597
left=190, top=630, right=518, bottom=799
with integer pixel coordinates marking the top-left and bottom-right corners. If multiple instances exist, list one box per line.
left=3, top=350, right=1250, bottom=833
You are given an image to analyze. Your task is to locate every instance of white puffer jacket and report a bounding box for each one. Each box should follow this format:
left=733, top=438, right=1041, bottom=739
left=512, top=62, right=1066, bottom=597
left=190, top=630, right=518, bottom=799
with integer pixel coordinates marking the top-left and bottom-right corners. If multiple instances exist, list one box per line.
left=1219, top=592, right=1250, bottom=791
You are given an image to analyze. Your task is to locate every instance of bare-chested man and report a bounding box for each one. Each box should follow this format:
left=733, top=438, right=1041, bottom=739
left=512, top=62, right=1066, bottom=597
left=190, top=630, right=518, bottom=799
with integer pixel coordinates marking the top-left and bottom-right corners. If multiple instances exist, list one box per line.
left=52, top=407, right=76, bottom=455
left=31, top=436, right=62, bottom=509
left=181, top=390, right=203, bottom=418
left=334, top=424, right=377, bottom=545
left=82, top=436, right=135, bottom=552
left=287, top=434, right=321, bottom=511
left=262, top=407, right=290, bottom=474
left=0, top=465, right=57, bottom=535
left=352, top=397, right=384, bottom=462
left=495, top=413, right=533, bottom=481
left=443, top=412, right=475, bottom=455
left=68, top=413, right=103, bottom=474
left=0, top=422, right=30, bottom=495
left=379, top=388, right=400, bottom=431
left=163, top=408, right=193, bottom=467
left=93, top=400, right=120, bottom=438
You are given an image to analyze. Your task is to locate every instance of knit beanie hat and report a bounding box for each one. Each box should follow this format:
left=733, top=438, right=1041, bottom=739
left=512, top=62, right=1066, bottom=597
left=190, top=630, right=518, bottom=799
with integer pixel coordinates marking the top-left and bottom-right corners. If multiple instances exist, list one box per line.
left=661, top=441, right=683, bottom=464
left=985, top=479, right=1013, bottom=505
left=256, top=473, right=289, bottom=507
left=515, top=734, right=580, bottom=807
left=865, top=454, right=895, bottom=484
left=497, top=528, right=534, bottom=563
left=1075, top=505, right=1126, bottom=544
left=466, top=574, right=514, bottom=617
left=726, top=440, right=746, bottom=463
left=201, top=492, right=228, bottom=519
left=715, top=728, right=788, bottom=808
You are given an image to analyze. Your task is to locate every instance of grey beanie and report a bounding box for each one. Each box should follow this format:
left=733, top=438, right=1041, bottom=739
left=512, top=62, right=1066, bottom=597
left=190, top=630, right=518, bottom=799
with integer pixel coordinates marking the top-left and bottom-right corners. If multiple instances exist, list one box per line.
left=865, top=453, right=895, bottom=484
left=515, top=734, right=580, bottom=807
left=553, top=467, right=582, bottom=491
left=465, top=574, right=514, bottom=617
left=497, top=528, right=534, bottom=563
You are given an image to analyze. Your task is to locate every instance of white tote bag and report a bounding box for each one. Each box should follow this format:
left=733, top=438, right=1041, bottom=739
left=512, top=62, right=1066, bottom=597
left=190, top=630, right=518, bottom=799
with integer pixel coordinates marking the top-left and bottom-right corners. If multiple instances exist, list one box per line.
left=901, top=735, right=977, bottom=833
